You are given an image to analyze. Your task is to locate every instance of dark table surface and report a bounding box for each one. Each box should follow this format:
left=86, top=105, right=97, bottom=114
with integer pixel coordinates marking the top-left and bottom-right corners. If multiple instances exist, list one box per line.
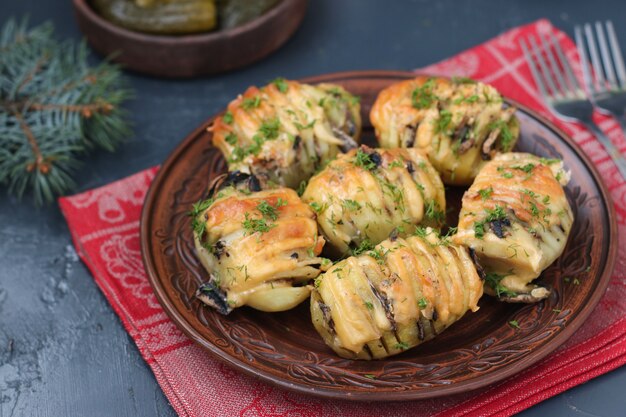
left=1, top=1, right=625, bottom=416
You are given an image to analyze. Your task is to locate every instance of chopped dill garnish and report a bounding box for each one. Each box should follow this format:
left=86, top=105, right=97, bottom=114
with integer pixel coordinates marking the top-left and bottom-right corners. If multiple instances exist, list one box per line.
left=353, top=148, right=377, bottom=170
left=225, top=132, right=238, bottom=145
left=297, top=180, right=307, bottom=196
left=222, top=111, right=233, bottom=124
left=242, top=213, right=274, bottom=235
left=411, top=78, right=437, bottom=109
left=488, top=120, right=514, bottom=151
left=529, top=201, right=540, bottom=217
left=425, top=200, right=445, bottom=224
left=539, top=157, right=560, bottom=165
left=229, top=118, right=281, bottom=162
left=342, top=199, right=362, bottom=211
left=512, top=163, right=535, bottom=174
left=367, top=247, right=387, bottom=264
left=474, top=205, right=507, bottom=239
left=190, top=198, right=214, bottom=237
left=414, top=226, right=430, bottom=238
left=294, top=120, right=316, bottom=130
left=394, top=341, right=410, bottom=350
left=257, top=200, right=280, bottom=220
left=272, top=77, right=288, bottom=93
left=497, top=166, right=514, bottom=179
left=509, top=320, right=520, bottom=329
left=453, top=94, right=480, bottom=105
left=451, top=76, right=476, bottom=84
left=352, top=238, right=374, bottom=256
left=473, top=221, right=486, bottom=239
left=259, top=117, right=280, bottom=139
left=485, top=272, right=516, bottom=298
left=556, top=171, right=563, bottom=182
left=478, top=187, right=493, bottom=201
left=309, top=201, right=327, bottom=214
left=521, top=188, right=538, bottom=198
left=435, top=110, right=453, bottom=134
left=242, top=96, right=261, bottom=110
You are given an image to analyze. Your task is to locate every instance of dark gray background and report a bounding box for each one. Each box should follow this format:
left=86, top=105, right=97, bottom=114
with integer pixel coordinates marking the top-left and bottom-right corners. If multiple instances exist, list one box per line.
left=1, top=0, right=624, bottom=416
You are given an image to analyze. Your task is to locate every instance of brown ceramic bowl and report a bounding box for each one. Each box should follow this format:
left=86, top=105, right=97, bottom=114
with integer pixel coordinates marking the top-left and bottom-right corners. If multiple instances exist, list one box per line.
left=72, top=0, right=308, bottom=78
left=140, top=71, right=617, bottom=400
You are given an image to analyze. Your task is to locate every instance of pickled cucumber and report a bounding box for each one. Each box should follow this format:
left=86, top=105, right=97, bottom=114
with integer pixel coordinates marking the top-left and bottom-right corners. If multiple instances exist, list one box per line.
left=217, top=0, right=280, bottom=29
left=92, top=0, right=217, bottom=35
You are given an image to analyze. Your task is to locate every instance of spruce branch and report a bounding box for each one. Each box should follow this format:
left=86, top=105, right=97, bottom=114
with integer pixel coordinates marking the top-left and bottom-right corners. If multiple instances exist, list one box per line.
left=0, top=17, right=133, bottom=205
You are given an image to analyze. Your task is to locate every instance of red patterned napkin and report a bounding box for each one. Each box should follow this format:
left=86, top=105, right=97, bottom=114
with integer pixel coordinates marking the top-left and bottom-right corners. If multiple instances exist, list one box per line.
left=60, top=19, right=625, bottom=417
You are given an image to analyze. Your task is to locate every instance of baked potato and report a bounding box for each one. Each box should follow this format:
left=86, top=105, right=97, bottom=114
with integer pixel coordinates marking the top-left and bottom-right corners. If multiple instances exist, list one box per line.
left=211, top=79, right=361, bottom=189
left=191, top=171, right=328, bottom=314
left=370, top=76, right=520, bottom=185
left=301, top=146, right=446, bottom=257
left=453, top=153, right=574, bottom=302
left=311, top=228, right=483, bottom=359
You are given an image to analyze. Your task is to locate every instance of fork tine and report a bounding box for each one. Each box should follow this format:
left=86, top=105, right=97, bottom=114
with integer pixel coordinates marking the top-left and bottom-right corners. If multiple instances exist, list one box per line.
left=576, top=26, right=596, bottom=96
left=551, top=31, right=583, bottom=94
left=539, top=31, right=572, bottom=98
left=595, top=22, right=618, bottom=89
left=528, top=35, right=561, bottom=98
left=585, top=23, right=607, bottom=91
left=606, top=21, right=626, bottom=88
left=520, top=38, right=551, bottom=101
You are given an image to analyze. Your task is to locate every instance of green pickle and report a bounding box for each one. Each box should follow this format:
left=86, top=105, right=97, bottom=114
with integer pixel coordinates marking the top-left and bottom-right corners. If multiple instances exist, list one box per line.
left=217, top=0, right=281, bottom=29
left=92, top=0, right=217, bottom=35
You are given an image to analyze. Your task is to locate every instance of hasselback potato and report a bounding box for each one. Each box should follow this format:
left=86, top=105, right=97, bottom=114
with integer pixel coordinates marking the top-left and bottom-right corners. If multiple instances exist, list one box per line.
left=453, top=153, right=574, bottom=303
left=301, top=146, right=446, bottom=257
left=191, top=172, right=328, bottom=314
left=370, top=76, right=520, bottom=185
left=311, top=229, right=483, bottom=359
left=211, top=79, right=361, bottom=189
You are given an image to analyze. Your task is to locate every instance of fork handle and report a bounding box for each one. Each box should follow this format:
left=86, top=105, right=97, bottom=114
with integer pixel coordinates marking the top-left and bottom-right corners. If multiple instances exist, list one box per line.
left=581, top=121, right=626, bottom=179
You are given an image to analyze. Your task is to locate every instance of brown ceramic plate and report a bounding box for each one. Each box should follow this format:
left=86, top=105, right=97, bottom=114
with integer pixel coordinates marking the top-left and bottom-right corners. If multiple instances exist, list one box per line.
left=72, top=0, right=308, bottom=78
left=140, top=71, right=617, bottom=401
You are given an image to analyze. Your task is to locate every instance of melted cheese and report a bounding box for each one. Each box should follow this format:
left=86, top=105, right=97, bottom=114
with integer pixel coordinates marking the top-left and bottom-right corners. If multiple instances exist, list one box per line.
left=302, top=146, right=446, bottom=256
left=310, top=229, right=483, bottom=359
left=453, top=152, right=574, bottom=297
left=194, top=187, right=327, bottom=313
left=370, top=76, right=520, bottom=185
left=210, top=80, right=361, bottom=188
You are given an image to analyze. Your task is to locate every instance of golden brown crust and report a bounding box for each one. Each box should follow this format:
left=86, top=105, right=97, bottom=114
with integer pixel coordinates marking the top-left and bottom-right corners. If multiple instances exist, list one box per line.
left=370, top=76, right=520, bottom=185
left=210, top=80, right=361, bottom=188
left=302, top=146, right=446, bottom=256
left=310, top=229, right=483, bottom=359
left=453, top=152, right=574, bottom=299
left=193, top=186, right=328, bottom=314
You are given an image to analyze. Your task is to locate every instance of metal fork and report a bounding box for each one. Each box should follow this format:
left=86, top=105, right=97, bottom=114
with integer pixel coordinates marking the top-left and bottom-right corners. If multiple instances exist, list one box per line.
left=576, top=21, right=626, bottom=132
left=520, top=33, right=626, bottom=178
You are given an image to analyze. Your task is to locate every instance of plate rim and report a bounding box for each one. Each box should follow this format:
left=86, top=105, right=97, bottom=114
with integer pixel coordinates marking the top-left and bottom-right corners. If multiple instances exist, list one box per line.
left=140, top=70, right=617, bottom=401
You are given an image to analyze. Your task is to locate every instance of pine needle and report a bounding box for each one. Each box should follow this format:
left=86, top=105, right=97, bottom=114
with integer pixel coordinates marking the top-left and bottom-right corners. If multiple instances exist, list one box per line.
left=0, top=17, right=133, bottom=205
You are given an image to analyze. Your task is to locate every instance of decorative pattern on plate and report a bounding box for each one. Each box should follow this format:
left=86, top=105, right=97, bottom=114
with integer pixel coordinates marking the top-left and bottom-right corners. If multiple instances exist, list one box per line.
left=141, top=72, right=615, bottom=400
